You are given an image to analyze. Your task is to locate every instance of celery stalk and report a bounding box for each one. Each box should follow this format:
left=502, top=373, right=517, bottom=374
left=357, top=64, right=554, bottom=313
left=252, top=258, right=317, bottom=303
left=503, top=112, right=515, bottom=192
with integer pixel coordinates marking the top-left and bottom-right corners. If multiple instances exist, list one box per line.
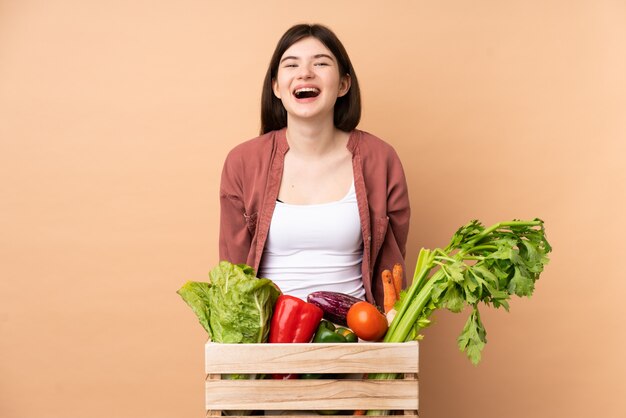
left=366, top=219, right=551, bottom=416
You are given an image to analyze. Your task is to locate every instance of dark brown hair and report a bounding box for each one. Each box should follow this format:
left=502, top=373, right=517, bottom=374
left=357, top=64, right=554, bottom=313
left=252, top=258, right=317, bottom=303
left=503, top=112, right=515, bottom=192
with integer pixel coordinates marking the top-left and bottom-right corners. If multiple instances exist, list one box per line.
left=260, top=24, right=361, bottom=134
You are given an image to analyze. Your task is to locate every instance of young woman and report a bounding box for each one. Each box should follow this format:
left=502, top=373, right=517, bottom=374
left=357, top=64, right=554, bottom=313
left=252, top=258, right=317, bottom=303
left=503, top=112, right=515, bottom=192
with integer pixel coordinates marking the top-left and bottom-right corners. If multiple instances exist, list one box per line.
left=219, top=24, right=410, bottom=308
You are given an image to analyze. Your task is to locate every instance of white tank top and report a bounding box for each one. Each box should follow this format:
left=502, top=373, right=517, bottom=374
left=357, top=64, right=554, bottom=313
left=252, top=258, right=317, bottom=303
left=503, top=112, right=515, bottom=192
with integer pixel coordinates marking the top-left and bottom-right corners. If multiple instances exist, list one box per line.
left=258, top=182, right=365, bottom=301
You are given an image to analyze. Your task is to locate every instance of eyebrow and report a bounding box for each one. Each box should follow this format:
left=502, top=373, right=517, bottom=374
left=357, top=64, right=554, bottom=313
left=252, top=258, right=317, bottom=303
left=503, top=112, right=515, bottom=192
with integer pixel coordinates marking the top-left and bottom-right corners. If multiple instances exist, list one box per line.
left=280, top=53, right=335, bottom=63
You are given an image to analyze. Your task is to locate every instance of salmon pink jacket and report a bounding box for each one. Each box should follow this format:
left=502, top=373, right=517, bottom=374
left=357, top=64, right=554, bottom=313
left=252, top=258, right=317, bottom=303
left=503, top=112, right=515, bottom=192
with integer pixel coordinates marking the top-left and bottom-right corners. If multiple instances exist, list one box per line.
left=219, top=128, right=411, bottom=307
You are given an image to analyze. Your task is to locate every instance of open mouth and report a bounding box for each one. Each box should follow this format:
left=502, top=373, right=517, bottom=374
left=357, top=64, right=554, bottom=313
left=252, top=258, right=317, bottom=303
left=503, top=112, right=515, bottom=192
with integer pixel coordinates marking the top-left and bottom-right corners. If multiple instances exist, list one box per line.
left=293, top=87, right=320, bottom=99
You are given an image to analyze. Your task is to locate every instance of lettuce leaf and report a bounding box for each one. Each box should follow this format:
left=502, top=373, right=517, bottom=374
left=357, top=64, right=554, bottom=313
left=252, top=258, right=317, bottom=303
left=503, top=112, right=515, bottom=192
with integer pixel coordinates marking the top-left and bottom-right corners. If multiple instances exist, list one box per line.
left=177, top=261, right=281, bottom=343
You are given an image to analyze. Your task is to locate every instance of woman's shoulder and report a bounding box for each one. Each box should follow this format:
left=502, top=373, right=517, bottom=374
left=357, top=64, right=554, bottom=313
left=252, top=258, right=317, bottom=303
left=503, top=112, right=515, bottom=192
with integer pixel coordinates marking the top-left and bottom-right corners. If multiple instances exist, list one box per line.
left=352, top=129, right=401, bottom=160
left=226, top=130, right=276, bottom=158
left=353, top=130, right=408, bottom=190
left=223, top=129, right=282, bottom=168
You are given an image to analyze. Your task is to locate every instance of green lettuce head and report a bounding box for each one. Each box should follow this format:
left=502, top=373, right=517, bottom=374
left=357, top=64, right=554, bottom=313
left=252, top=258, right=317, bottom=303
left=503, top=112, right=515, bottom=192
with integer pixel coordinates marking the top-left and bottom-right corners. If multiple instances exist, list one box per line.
left=177, top=261, right=281, bottom=343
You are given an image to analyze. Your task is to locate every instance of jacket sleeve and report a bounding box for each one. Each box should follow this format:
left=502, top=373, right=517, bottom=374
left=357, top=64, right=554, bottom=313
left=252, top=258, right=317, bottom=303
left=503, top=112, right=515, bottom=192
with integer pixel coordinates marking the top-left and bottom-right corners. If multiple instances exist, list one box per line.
left=218, top=150, right=252, bottom=265
left=386, top=149, right=411, bottom=262
left=372, top=148, right=411, bottom=306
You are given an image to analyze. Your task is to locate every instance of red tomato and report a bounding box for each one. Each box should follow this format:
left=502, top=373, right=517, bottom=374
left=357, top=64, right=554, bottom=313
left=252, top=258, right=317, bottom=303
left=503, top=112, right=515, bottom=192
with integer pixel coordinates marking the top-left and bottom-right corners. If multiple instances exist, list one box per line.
left=346, top=301, right=388, bottom=341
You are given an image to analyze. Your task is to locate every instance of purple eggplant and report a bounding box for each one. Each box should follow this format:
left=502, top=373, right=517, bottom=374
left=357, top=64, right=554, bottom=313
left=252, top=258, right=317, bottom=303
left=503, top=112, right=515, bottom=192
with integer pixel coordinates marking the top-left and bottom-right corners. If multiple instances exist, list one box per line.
left=306, top=291, right=362, bottom=326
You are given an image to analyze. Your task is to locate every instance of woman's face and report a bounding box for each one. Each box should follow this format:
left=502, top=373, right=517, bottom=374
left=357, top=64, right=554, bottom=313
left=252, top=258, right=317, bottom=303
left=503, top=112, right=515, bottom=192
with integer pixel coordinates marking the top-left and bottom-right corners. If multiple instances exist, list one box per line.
left=272, top=37, right=351, bottom=124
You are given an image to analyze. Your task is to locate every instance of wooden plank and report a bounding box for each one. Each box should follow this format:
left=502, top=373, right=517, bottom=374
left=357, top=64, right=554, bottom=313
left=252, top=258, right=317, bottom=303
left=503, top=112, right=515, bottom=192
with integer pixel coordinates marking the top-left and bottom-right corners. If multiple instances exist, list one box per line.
left=221, top=415, right=415, bottom=418
left=220, top=415, right=415, bottom=418
left=205, top=342, right=418, bottom=374
left=205, top=374, right=222, bottom=416
left=402, top=373, right=418, bottom=415
left=205, top=378, right=419, bottom=411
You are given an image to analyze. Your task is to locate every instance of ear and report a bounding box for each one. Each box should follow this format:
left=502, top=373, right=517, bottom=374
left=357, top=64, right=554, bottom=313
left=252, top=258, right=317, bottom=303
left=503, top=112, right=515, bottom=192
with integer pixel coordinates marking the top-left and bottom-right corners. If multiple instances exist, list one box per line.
left=272, top=78, right=281, bottom=99
left=337, top=74, right=351, bottom=98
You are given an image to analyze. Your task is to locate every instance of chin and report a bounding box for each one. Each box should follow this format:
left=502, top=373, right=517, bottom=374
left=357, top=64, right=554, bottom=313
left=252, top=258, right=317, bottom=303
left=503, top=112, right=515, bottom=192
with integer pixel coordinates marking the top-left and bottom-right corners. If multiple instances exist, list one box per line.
left=288, top=106, right=333, bottom=121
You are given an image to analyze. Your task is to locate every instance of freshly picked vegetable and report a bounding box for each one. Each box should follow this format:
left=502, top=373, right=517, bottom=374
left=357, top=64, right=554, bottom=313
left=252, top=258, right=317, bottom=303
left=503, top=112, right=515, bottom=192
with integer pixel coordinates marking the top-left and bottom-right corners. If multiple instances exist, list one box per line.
left=346, top=301, right=388, bottom=342
left=178, top=261, right=281, bottom=416
left=269, top=295, right=324, bottom=344
left=365, top=218, right=551, bottom=415
left=308, top=320, right=358, bottom=415
left=381, top=265, right=403, bottom=315
left=177, top=261, right=281, bottom=343
left=384, top=218, right=551, bottom=363
left=269, top=295, right=324, bottom=379
left=381, top=264, right=405, bottom=324
left=313, top=320, right=358, bottom=343
left=307, top=291, right=361, bottom=326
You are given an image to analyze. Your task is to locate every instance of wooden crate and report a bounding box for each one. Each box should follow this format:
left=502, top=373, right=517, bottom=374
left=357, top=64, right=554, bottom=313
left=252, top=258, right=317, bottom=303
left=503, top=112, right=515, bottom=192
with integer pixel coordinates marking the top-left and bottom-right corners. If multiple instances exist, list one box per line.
left=205, top=341, right=419, bottom=417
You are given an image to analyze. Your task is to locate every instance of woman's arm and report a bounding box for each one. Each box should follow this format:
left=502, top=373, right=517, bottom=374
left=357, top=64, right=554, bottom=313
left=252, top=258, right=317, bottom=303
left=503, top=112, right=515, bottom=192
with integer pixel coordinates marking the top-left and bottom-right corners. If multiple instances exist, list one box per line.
left=386, top=150, right=411, bottom=264
left=218, top=151, right=252, bottom=265
left=372, top=148, right=411, bottom=306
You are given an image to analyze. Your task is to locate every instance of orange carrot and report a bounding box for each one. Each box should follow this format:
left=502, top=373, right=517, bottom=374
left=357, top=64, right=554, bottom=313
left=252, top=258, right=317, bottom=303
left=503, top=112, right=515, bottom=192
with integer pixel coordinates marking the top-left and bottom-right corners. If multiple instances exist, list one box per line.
left=382, top=269, right=396, bottom=313
left=392, top=263, right=403, bottom=299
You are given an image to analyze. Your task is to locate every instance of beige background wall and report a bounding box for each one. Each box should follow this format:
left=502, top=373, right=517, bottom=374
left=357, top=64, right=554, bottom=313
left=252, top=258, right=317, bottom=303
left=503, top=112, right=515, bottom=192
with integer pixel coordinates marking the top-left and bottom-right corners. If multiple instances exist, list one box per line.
left=1, top=1, right=624, bottom=417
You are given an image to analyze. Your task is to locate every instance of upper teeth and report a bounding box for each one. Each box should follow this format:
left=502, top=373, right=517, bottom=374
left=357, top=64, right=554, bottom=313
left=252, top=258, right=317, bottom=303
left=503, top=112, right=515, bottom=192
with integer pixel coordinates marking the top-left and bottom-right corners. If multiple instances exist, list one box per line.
left=295, top=88, right=319, bottom=94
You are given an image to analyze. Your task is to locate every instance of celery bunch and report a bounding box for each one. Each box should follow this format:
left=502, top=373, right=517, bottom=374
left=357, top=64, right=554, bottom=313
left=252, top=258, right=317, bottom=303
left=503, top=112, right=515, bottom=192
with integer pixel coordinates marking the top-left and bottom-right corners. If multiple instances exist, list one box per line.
left=387, top=218, right=551, bottom=363
left=367, top=219, right=551, bottom=415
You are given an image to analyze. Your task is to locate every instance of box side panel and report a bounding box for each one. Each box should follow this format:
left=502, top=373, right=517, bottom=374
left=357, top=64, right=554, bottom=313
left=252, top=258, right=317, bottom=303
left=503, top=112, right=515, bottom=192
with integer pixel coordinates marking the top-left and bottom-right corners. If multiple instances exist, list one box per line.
left=205, top=379, right=419, bottom=411
left=204, top=342, right=418, bottom=374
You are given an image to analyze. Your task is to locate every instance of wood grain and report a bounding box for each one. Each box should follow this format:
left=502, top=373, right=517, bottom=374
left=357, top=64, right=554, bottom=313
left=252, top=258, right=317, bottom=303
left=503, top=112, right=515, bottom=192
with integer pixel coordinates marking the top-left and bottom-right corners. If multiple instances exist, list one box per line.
left=205, top=378, right=418, bottom=411
left=204, top=341, right=419, bottom=416
left=205, top=342, right=418, bottom=374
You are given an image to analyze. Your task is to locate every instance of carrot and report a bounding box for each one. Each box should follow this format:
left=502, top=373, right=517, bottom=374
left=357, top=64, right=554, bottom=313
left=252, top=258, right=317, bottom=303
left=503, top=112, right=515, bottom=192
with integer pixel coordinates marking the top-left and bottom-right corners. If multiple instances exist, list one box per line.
left=382, top=269, right=396, bottom=313
left=392, top=263, right=403, bottom=299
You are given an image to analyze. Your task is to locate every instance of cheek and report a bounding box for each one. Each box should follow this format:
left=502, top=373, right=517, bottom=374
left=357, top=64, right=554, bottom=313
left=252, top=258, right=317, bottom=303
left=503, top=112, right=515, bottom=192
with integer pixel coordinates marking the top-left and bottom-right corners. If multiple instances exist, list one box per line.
left=273, top=75, right=291, bottom=98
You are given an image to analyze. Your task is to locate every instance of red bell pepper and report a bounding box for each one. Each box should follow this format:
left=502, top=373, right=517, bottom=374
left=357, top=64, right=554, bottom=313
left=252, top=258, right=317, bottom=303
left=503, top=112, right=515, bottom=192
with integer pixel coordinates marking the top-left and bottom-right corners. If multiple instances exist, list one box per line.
left=269, top=295, right=324, bottom=343
left=269, top=295, right=324, bottom=379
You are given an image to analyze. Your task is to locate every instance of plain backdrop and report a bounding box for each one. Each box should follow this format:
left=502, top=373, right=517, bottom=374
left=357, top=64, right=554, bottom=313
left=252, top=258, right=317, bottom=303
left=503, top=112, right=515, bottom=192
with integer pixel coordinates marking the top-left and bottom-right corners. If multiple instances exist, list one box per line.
left=1, top=1, right=625, bottom=417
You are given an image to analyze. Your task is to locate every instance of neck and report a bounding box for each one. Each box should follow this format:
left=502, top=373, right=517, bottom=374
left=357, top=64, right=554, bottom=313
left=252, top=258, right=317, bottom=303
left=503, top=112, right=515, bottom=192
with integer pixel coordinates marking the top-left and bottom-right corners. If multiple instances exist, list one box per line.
left=285, top=118, right=344, bottom=156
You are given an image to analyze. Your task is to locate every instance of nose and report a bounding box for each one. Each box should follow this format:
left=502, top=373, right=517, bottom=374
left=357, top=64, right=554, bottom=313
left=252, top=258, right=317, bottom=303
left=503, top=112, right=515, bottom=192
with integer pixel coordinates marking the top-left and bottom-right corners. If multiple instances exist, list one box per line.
left=297, top=63, right=315, bottom=79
